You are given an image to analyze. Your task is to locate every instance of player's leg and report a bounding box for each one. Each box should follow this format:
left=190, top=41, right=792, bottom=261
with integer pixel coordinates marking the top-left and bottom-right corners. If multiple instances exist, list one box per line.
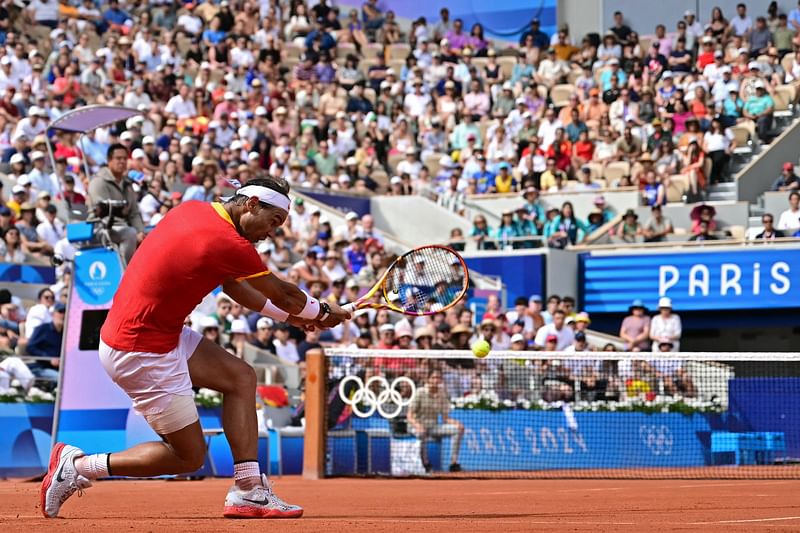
left=186, top=337, right=303, bottom=518
left=42, top=328, right=208, bottom=518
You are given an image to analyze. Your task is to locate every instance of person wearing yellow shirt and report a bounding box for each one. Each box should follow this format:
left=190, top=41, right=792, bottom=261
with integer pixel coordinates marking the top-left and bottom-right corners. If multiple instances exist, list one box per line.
left=539, top=157, right=567, bottom=190
left=493, top=163, right=517, bottom=194
left=7, top=183, right=28, bottom=218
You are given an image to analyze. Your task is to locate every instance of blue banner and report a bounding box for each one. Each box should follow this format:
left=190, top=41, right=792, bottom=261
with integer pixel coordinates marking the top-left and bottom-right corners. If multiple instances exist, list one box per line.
left=581, top=249, right=800, bottom=313
left=299, top=189, right=371, bottom=218
left=465, top=253, right=545, bottom=302
left=0, top=263, right=55, bottom=284
left=336, top=0, right=557, bottom=42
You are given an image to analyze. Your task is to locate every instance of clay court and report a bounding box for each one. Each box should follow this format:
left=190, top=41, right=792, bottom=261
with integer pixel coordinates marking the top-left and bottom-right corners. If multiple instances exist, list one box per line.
left=4, top=477, right=800, bottom=532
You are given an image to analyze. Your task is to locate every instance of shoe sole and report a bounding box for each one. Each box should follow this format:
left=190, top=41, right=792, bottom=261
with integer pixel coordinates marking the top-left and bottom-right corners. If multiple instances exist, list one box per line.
left=223, top=505, right=304, bottom=519
left=40, top=442, right=66, bottom=518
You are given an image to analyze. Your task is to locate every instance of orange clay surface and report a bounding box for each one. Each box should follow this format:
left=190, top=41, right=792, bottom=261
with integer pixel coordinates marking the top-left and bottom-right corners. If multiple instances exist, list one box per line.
left=3, top=477, right=800, bottom=532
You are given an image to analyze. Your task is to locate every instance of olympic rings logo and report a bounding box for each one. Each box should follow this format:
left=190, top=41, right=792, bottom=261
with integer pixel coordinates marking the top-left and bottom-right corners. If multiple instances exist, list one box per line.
left=338, top=375, right=416, bottom=419
left=639, top=424, right=673, bottom=456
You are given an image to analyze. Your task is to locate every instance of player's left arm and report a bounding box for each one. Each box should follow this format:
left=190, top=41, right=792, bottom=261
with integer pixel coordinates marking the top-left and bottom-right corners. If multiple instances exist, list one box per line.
left=223, top=274, right=350, bottom=328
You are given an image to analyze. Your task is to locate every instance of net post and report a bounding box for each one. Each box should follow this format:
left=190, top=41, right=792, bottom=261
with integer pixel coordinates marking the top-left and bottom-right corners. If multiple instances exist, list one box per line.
left=302, top=347, right=326, bottom=480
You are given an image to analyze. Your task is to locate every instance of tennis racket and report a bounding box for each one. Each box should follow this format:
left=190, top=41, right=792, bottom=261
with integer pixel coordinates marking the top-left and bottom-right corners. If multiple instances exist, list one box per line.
left=342, top=245, right=469, bottom=316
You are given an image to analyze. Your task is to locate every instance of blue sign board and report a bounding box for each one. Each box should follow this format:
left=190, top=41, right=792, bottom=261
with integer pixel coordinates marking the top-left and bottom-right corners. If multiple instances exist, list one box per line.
left=580, top=249, right=800, bottom=313
left=74, top=247, right=123, bottom=306
left=464, top=253, right=545, bottom=303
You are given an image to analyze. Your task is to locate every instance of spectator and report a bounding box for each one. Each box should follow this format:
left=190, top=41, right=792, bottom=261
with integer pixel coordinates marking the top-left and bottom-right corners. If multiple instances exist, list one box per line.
left=615, top=209, right=643, bottom=243
left=26, top=301, right=66, bottom=380
left=755, top=213, right=784, bottom=240
left=534, top=309, right=574, bottom=350
left=772, top=162, right=800, bottom=191
left=273, top=323, right=300, bottom=364
left=545, top=201, right=587, bottom=248
left=689, top=220, right=719, bottom=241
left=643, top=205, right=674, bottom=243
left=649, top=297, right=682, bottom=351
left=620, top=300, right=651, bottom=351
left=777, top=191, right=800, bottom=231
left=742, top=81, right=774, bottom=142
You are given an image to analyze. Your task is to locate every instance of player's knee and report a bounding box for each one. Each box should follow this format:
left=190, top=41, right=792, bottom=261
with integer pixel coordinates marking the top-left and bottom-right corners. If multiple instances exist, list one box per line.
left=231, top=362, right=257, bottom=394
left=182, top=445, right=207, bottom=472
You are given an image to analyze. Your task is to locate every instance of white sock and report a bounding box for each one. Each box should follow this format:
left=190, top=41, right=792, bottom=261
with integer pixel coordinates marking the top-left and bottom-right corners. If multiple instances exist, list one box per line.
left=233, top=461, right=261, bottom=491
left=74, top=453, right=111, bottom=480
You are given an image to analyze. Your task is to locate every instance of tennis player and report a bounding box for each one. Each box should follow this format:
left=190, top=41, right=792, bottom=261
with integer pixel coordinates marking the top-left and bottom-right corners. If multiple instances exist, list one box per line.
left=41, top=177, right=350, bottom=519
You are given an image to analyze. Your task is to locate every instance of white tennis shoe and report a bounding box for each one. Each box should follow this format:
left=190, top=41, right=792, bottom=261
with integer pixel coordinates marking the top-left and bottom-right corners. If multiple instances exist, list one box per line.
left=40, top=442, right=93, bottom=518
left=223, top=474, right=303, bottom=518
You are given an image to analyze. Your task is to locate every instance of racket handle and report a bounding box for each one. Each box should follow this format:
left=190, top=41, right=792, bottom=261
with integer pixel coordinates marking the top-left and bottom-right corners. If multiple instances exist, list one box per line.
left=342, top=302, right=357, bottom=314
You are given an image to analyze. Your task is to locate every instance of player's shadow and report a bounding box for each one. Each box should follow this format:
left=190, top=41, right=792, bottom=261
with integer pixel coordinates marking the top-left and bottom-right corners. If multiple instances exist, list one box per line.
left=312, top=512, right=540, bottom=520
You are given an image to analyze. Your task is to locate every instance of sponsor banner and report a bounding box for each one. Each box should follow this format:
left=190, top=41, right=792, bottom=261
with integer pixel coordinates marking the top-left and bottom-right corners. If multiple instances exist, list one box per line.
left=581, top=248, right=800, bottom=313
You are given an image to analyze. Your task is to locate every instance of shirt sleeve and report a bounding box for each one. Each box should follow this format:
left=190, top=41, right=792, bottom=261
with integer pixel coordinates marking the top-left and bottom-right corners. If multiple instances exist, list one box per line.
left=232, top=240, right=271, bottom=281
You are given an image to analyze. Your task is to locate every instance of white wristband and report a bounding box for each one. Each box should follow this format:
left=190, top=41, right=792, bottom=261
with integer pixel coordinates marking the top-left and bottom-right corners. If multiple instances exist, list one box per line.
left=297, top=292, right=321, bottom=319
left=261, top=299, right=289, bottom=322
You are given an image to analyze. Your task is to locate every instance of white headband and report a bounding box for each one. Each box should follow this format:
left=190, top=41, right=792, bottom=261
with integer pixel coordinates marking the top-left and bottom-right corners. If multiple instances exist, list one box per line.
left=236, top=185, right=290, bottom=212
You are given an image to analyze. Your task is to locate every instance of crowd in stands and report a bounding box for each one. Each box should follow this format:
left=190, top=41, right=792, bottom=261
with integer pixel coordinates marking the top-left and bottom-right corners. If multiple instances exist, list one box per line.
left=330, top=291, right=694, bottom=404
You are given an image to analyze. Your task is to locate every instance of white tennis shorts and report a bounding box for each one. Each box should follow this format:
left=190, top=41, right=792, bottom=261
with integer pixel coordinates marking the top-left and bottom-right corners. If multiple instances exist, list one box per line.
left=99, top=326, right=203, bottom=435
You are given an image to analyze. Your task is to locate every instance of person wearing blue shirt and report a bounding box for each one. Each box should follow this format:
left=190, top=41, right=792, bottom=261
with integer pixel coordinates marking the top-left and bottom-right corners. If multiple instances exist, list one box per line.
left=103, top=0, right=132, bottom=27
left=720, top=88, right=744, bottom=128
left=519, top=18, right=549, bottom=49
left=742, top=83, right=774, bottom=141
left=472, top=155, right=495, bottom=194
left=495, top=210, right=521, bottom=249
left=599, top=60, right=627, bottom=91
left=26, top=302, right=65, bottom=382
left=790, top=1, right=800, bottom=31
left=346, top=236, right=368, bottom=274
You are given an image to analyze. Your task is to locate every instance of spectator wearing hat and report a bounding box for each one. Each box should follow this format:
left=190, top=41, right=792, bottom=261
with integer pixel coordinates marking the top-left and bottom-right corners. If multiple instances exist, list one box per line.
left=198, top=316, right=221, bottom=345
left=650, top=297, right=682, bottom=352
left=225, top=318, right=252, bottom=359
left=772, top=162, right=800, bottom=191
left=613, top=209, right=643, bottom=243
left=620, top=300, right=651, bottom=351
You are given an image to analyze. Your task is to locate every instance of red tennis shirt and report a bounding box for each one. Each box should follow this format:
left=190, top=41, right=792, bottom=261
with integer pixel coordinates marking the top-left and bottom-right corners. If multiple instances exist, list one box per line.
left=101, top=201, right=268, bottom=353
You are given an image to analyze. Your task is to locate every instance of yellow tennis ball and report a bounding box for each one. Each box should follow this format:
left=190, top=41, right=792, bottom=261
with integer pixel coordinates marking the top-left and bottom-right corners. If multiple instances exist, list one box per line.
left=471, top=340, right=491, bottom=358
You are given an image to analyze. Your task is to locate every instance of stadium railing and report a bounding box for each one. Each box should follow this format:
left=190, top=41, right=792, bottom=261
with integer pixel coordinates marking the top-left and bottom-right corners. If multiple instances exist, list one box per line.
left=303, top=349, right=800, bottom=480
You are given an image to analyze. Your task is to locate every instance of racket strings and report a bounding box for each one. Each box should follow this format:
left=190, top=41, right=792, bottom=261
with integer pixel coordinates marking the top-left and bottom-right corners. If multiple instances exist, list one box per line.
left=382, top=247, right=467, bottom=314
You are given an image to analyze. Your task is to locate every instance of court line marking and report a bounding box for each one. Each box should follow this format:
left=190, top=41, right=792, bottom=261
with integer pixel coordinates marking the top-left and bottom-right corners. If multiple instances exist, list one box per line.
left=690, top=516, right=800, bottom=525
left=678, top=481, right=790, bottom=488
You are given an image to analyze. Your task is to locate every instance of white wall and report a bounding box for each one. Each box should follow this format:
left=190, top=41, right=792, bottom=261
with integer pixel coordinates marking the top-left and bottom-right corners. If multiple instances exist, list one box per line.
left=369, top=196, right=473, bottom=247
left=558, top=0, right=602, bottom=41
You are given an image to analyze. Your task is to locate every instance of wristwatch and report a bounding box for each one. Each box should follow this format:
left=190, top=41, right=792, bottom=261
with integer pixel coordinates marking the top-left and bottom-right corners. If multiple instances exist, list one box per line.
left=318, top=301, right=331, bottom=322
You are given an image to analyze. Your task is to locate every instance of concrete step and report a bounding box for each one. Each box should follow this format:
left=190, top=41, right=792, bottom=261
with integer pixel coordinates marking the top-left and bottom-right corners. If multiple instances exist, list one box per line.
left=749, top=215, right=764, bottom=227
left=750, top=205, right=765, bottom=217
left=709, top=182, right=737, bottom=192
left=708, top=191, right=737, bottom=202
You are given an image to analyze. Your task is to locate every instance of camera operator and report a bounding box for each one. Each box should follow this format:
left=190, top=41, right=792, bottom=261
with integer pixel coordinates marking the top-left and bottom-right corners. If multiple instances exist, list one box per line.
left=88, top=143, right=145, bottom=263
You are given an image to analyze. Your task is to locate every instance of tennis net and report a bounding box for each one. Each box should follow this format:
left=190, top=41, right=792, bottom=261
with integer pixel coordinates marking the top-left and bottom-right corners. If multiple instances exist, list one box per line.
left=318, top=349, right=800, bottom=479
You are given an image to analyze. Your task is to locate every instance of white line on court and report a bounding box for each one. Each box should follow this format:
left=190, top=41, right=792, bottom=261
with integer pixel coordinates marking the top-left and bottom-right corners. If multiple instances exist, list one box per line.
left=678, top=481, right=790, bottom=488
left=690, top=516, right=800, bottom=525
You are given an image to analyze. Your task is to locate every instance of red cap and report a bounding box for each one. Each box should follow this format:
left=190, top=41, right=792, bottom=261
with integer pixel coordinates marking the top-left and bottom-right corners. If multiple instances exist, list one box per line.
left=546, top=334, right=558, bottom=343
left=784, top=162, right=794, bottom=171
